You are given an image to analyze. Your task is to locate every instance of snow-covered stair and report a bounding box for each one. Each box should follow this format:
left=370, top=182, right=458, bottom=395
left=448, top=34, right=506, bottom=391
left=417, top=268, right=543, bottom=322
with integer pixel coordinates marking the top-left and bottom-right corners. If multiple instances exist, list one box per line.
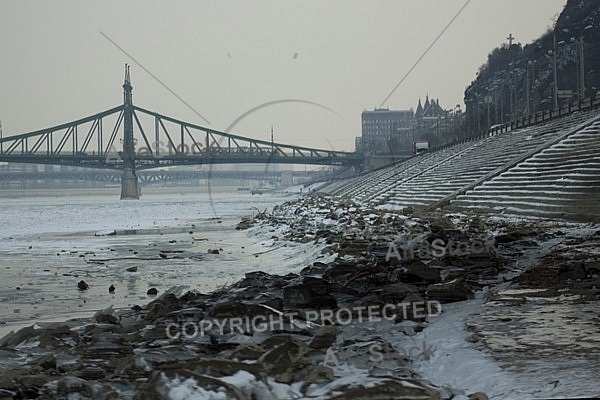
left=321, top=109, right=600, bottom=221
left=373, top=110, right=597, bottom=210
left=451, top=119, right=600, bottom=219
left=328, top=142, right=474, bottom=201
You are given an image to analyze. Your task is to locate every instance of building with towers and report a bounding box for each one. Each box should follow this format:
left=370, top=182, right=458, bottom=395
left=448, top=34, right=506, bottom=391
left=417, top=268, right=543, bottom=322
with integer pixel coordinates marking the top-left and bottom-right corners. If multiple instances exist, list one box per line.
left=358, top=95, right=458, bottom=156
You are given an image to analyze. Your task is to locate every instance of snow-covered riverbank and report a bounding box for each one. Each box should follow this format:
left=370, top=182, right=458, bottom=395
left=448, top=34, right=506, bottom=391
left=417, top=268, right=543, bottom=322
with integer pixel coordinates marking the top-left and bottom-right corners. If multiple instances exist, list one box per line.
left=1, top=191, right=598, bottom=399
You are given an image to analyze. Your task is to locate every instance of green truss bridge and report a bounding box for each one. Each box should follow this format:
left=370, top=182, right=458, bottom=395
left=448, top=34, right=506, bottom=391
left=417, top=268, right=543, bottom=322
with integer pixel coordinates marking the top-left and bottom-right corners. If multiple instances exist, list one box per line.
left=0, top=66, right=361, bottom=198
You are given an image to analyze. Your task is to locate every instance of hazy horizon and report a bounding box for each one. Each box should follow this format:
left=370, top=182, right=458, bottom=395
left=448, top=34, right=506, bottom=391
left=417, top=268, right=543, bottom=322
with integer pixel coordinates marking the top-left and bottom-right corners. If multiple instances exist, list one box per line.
left=0, top=0, right=567, bottom=151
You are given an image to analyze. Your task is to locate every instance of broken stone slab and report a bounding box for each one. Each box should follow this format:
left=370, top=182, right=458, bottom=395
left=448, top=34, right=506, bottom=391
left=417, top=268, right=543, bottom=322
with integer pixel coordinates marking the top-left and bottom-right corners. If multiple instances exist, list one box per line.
left=230, top=343, right=266, bottom=361
left=426, top=278, right=474, bottom=303
left=387, top=260, right=442, bottom=284
left=308, top=325, right=337, bottom=349
left=94, top=306, right=118, bottom=325
left=283, top=276, right=338, bottom=309
left=57, top=376, right=94, bottom=398
left=318, top=378, right=441, bottom=399
left=258, top=334, right=315, bottom=384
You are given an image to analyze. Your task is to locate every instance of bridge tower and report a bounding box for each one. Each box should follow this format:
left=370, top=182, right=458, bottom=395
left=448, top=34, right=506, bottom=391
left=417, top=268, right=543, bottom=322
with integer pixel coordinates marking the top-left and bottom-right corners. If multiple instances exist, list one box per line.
left=120, top=64, right=140, bottom=199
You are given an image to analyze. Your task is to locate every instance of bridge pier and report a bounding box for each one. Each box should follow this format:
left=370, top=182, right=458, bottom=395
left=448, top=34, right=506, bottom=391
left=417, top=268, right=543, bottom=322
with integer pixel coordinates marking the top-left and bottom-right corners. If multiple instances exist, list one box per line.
left=120, top=65, right=140, bottom=199
left=120, top=167, right=140, bottom=199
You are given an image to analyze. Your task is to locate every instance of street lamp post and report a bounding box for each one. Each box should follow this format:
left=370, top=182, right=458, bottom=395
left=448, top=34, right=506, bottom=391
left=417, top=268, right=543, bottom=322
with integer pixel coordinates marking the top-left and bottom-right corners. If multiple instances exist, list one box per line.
left=576, top=25, right=592, bottom=100
left=530, top=60, right=537, bottom=114
left=484, top=94, right=492, bottom=129
left=525, top=61, right=533, bottom=115
left=571, top=36, right=584, bottom=101
left=579, top=33, right=585, bottom=100
left=552, top=34, right=559, bottom=109
left=476, top=101, right=483, bottom=134
left=545, top=35, right=559, bottom=110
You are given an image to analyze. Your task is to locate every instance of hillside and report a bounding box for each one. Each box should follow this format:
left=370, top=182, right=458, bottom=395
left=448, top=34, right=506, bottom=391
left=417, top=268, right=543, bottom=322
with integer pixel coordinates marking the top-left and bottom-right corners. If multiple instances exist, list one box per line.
left=464, top=0, right=600, bottom=135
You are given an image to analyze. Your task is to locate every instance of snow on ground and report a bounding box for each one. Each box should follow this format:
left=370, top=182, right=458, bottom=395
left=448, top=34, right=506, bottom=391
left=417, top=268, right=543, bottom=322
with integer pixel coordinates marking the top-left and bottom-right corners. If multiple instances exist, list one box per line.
left=412, top=297, right=519, bottom=398
left=163, top=371, right=304, bottom=400
left=0, top=188, right=314, bottom=337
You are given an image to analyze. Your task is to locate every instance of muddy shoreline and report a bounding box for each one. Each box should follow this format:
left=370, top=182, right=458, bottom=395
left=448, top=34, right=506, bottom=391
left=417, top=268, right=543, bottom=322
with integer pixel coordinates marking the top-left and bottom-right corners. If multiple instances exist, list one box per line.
left=0, top=194, right=599, bottom=399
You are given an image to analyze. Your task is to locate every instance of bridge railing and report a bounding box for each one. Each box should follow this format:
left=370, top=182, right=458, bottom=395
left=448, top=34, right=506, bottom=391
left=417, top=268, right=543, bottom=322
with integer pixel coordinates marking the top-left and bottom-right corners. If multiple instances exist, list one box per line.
left=433, top=91, right=600, bottom=154
left=485, top=91, right=600, bottom=137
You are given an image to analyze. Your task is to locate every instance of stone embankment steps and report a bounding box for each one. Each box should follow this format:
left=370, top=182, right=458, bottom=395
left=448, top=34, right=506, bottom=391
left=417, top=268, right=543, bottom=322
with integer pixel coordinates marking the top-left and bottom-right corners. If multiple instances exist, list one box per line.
left=451, top=119, right=600, bottom=219
left=314, top=176, right=362, bottom=194
left=360, top=144, right=475, bottom=202
left=330, top=142, right=474, bottom=201
left=375, top=114, right=588, bottom=209
left=320, top=109, right=599, bottom=220
left=328, top=152, right=436, bottom=198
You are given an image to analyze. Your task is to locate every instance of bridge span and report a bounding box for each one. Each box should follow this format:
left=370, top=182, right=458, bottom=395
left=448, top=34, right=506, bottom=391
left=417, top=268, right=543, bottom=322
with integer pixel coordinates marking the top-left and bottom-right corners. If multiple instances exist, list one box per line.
left=0, top=66, right=362, bottom=198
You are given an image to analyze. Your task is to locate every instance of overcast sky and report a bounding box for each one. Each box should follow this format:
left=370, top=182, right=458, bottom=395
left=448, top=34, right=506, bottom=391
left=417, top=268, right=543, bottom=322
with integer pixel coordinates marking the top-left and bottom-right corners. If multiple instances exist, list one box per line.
left=0, top=1, right=567, bottom=152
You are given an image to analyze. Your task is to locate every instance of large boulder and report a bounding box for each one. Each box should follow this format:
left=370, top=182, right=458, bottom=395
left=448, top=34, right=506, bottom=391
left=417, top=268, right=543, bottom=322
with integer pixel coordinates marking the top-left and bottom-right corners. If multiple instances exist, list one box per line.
left=283, top=276, right=337, bottom=309
left=259, top=335, right=313, bottom=383
left=426, top=279, right=473, bottom=303
left=388, top=261, right=441, bottom=284
left=326, top=379, right=441, bottom=399
left=308, top=325, right=337, bottom=349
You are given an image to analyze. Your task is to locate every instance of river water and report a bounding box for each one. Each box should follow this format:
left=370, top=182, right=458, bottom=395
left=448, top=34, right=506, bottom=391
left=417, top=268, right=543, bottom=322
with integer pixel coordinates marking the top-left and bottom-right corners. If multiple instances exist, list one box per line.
left=0, top=186, right=325, bottom=338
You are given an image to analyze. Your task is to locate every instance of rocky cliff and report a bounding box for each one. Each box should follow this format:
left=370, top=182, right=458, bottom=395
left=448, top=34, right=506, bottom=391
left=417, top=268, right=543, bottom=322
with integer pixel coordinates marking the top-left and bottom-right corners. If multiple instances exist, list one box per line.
left=464, top=0, right=600, bottom=134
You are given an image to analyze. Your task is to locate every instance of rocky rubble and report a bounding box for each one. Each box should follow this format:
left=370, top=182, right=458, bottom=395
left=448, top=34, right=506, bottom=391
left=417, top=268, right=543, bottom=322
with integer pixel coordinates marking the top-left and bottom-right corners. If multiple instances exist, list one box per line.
left=2, top=194, right=597, bottom=398
left=0, top=273, right=447, bottom=399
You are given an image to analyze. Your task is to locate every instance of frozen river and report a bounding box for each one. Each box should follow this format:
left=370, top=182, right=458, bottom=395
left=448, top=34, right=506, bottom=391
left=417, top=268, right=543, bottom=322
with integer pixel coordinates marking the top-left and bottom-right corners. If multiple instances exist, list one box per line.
left=0, top=186, right=326, bottom=338
left=0, top=186, right=598, bottom=399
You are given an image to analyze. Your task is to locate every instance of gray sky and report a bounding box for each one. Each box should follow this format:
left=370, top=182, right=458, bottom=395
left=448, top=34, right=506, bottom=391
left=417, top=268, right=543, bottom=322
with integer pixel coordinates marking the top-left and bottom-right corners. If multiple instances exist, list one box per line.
left=0, top=1, right=567, bottom=152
